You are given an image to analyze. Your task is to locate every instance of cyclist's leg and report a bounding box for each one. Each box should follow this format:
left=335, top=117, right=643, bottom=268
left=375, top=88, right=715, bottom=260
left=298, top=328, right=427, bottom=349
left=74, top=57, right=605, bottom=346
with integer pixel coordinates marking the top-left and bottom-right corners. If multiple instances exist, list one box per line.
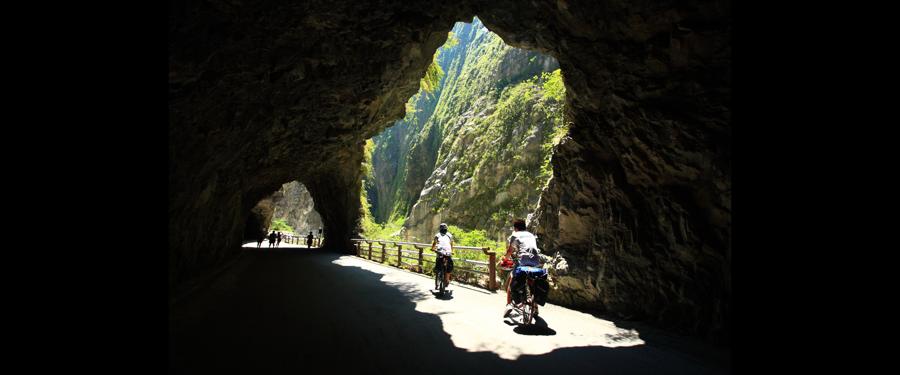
left=503, top=271, right=514, bottom=318
left=506, top=273, right=512, bottom=305
left=435, top=267, right=440, bottom=289
left=445, top=257, right=452, bottom=285
left=436, top=255, right=444, bottom=289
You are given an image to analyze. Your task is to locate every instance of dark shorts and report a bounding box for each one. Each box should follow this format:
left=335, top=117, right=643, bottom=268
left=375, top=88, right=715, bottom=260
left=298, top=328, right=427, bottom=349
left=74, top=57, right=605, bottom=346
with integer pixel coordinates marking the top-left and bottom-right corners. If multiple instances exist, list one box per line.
left=434, top=254, right=454, bottom=273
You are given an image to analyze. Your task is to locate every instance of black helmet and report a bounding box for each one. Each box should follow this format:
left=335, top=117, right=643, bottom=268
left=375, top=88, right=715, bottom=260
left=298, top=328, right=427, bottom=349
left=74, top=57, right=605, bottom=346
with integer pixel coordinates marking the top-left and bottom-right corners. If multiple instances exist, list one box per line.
left=439, top=223, right=448, bottom=233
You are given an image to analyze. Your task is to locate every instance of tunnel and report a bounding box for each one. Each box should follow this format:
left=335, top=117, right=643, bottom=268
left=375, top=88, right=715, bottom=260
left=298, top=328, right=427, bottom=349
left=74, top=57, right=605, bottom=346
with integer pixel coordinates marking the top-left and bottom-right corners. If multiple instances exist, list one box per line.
left=169, top=0, right=731, bottom=344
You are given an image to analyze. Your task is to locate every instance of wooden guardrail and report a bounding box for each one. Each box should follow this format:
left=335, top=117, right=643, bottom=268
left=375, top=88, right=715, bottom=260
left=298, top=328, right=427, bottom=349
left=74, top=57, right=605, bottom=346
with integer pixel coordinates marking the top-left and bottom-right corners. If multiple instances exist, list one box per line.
left=350, top=239, right=497, bottom=291
left=279, top=235, right=323, bottom=247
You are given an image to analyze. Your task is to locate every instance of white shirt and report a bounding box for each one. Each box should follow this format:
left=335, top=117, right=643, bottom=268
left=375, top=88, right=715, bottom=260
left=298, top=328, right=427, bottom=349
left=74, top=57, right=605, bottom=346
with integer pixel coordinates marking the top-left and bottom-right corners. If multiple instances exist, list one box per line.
left=508, top=231, right=541, bottom=267
left=434, top=233, right=453, bottom=256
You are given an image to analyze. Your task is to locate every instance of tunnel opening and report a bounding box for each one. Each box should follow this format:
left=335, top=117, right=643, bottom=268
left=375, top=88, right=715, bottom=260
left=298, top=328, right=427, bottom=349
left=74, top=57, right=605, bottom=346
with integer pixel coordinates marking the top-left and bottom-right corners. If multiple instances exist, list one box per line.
left=243, top=181, right=324, bottom=245
left=362, top=17, right=569, bottom=250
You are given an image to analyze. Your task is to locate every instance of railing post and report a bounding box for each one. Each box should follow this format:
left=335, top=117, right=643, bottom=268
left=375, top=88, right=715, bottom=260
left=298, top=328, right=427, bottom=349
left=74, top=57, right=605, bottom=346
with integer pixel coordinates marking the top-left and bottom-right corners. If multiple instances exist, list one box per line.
left=396, top=244, right=402, bottom=268
left=368, top=241, right=373, bottom=260
left=356, top=240, right=361, bottom=256
left=381, top=242, right=387, bottom=263
left=488, top=249, right=497, bottom=291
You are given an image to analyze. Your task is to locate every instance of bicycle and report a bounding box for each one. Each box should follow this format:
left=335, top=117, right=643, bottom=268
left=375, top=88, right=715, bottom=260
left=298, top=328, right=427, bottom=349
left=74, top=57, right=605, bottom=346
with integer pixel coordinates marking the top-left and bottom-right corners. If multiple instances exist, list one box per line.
left=507, top=265, right=547, bottom=326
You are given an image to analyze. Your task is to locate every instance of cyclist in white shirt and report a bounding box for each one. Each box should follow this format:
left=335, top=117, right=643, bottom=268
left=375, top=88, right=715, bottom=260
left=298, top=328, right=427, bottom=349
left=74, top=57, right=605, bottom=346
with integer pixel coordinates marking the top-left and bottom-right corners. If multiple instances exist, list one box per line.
left=431, top=223, right=454, bottom=289
left=503, top=219, right=544, bottom=318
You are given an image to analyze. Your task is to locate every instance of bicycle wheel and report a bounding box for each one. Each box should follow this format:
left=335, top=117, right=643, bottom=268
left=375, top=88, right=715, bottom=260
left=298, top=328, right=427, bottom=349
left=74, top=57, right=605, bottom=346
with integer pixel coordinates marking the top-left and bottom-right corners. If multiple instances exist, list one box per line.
left=522, top=286, right=534, bottom=325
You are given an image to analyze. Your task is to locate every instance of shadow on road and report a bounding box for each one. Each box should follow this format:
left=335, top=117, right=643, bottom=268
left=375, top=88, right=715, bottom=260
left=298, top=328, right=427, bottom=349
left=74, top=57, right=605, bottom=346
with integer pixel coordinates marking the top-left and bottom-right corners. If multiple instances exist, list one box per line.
left=171, top=250, right=729, bottom=374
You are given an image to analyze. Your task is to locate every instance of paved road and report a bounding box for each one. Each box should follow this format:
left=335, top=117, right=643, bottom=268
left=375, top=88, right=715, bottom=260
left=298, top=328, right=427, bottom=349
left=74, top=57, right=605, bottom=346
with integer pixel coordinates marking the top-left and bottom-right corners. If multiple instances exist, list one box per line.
left=170, top=248, right=730, bottom=374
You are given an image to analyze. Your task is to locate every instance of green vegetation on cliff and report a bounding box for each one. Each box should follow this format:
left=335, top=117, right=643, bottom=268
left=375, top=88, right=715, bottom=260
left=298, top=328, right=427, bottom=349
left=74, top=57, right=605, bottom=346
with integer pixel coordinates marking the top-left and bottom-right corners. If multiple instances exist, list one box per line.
left=270, top=218, right=294, bottom=233
left=367, top=17, right=568, bottom=243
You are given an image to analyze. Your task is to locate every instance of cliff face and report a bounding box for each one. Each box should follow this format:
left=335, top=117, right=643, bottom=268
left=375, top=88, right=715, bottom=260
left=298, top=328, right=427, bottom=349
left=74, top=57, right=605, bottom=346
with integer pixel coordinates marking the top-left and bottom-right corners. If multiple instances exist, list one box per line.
left=171, top=0, right=730, bottom=342
left=369, top=19, right=564, bottom=243
left=368, top=21, right=477, bottom=225
left=370, top=19, right=562, bottom=243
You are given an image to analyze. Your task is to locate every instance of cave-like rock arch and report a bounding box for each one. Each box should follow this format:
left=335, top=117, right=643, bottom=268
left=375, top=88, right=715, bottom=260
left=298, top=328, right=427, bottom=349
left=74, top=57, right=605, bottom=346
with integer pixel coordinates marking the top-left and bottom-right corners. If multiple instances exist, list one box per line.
left=170, top=0, right=730, bottom=342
